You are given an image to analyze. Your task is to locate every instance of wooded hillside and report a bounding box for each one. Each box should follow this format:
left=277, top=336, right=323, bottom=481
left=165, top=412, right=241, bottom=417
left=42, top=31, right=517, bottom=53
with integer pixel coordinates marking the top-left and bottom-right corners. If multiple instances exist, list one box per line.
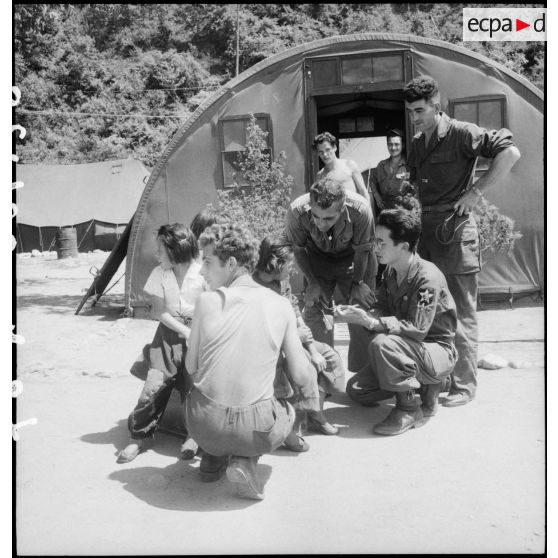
left=14, top=3, right=544, bottom=167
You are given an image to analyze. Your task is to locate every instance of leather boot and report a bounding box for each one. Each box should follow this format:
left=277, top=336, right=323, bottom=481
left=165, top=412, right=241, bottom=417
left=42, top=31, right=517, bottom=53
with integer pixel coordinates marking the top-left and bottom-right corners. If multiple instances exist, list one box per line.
left=373, top=390, right=426, bottom=436
left=418, top=383, right=442, bottom=418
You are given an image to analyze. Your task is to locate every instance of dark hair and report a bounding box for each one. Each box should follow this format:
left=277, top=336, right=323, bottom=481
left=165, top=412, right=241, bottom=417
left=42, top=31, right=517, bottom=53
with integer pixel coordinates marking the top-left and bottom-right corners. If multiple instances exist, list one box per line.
left=256, top=236, right=293, bottom=275
left=392, top=192, right=421, bottom=213
left=386, top=128, right=404, bottom=141
left=309, top=177, right=346, bottom=209
left=190, top=208, right=219, bottom=240
left=403, top=75, right=440, bottom=105
left=377, top=208, right=422, bottom=252
left=312, top=131, right=337, bottom=150
left=199, top=223, right=259, bottom=272
left=157, top=223, right=199, bottom=264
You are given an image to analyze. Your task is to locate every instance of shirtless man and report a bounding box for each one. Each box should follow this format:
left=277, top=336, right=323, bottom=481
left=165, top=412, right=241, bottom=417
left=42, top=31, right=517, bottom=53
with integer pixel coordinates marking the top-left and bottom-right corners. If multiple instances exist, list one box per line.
left=185, top=223, right=314, bottom=499
left=313, top=132, right=371, bottom=203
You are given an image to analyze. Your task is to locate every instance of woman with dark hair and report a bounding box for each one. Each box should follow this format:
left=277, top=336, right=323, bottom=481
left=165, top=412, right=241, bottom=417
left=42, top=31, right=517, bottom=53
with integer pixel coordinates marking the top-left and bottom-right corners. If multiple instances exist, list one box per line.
left=117, top=223, right=205, bottom=463
left=253, top=236, right=345, bottom=450
left=190, top=207, right=219, bottom=241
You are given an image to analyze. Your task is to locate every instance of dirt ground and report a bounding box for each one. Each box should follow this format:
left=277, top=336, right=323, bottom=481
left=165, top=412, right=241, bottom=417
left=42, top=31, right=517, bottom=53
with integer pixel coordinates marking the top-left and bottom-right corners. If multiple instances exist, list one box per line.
left=14, top=251, right=545, bottom=555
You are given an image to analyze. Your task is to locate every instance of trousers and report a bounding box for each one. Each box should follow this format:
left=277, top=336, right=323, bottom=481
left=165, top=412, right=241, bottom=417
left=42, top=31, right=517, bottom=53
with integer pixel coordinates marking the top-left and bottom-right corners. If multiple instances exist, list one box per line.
left=419, top=211, right=480, bottom=398
left=302, top=251, right=375, bottom=373
left=185, top=387, right=294, bottom=458
left=347, top=333, right=456, bottom=404
left=127, top=323, right=191, bottom=439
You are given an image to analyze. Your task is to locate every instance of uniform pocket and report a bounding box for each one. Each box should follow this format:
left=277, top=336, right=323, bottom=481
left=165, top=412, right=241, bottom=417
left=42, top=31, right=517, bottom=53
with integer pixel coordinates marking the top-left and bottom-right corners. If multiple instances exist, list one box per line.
left=253, top=409, right=278, bottom=454
left=432, top=213, right=481, bottom=274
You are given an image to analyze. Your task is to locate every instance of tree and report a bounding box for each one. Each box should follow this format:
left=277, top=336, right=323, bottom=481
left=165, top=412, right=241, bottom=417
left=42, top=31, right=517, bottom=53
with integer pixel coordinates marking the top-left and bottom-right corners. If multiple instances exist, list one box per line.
left=215, top=115, right=293, bottom=240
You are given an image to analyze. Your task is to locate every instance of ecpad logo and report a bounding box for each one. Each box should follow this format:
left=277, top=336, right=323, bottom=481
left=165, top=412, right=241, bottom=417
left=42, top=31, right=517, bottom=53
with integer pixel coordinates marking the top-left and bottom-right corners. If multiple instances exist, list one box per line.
left=463, top=8, right=546, bottom=42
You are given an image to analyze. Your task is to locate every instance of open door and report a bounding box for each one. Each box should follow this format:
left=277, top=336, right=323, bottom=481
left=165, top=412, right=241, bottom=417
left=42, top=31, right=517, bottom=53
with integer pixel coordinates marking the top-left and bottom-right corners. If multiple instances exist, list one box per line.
left=304, top=50, right=413, bottom=187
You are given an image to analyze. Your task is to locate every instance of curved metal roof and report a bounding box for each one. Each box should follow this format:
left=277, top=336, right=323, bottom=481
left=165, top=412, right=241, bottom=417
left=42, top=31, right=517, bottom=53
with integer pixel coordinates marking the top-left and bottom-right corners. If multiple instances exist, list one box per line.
left=126, top=33, right=544, bottom=305
left=150, top=32, right=542, bottom=187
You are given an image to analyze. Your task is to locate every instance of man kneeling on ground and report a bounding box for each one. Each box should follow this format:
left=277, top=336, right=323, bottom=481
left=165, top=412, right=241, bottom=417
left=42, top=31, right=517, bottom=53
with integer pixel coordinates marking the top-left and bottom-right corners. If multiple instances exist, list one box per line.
left=185, top=223, right=316, bottom=500
left=335, top=207, right=458, bottom=436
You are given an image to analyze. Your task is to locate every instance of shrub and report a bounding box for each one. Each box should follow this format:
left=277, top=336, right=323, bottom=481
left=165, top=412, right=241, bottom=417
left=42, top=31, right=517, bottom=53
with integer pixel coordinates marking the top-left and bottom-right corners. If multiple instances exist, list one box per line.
left=473, top=193, right=522, bottom=258
left=214, top=114, right=293, bottom=241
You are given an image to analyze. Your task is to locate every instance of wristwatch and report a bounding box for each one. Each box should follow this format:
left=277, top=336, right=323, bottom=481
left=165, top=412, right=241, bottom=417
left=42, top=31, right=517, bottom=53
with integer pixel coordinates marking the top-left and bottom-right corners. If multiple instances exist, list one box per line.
left=353, top=279, right=364, bottom=286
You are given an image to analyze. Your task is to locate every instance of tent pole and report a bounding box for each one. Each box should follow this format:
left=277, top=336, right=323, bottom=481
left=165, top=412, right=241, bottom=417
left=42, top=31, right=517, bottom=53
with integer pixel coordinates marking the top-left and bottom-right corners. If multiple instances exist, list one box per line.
left=235, top=4, right=240, bottom=77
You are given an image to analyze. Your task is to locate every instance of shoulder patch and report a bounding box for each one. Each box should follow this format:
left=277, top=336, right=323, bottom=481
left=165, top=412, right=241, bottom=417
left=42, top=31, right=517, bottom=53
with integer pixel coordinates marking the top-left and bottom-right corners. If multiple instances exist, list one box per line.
left=418, top=287, right=435, bottom=307
left=415, top=287, right=436, bottom=330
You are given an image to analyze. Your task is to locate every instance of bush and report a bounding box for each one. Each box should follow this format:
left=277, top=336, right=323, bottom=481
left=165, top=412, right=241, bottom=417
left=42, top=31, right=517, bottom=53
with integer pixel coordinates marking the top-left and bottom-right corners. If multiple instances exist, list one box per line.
left=473, top=193, right=522, bottom=257
left=214, top=114, right=293, bottom=241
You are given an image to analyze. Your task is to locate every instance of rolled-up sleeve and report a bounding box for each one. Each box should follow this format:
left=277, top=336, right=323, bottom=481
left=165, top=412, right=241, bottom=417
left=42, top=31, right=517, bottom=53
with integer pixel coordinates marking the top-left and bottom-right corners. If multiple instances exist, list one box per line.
left=460, top=124, right=515, bottom=159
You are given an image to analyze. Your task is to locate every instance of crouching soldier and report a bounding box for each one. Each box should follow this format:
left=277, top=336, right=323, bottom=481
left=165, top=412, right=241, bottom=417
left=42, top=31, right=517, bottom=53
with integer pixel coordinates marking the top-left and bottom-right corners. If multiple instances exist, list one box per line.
left=335, top=207, right=458, bottom=436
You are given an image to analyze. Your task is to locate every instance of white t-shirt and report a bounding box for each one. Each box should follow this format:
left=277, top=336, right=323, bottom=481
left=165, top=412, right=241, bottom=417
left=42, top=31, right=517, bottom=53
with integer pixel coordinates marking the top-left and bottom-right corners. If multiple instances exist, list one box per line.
left=143, top=261, right=205, bottom=320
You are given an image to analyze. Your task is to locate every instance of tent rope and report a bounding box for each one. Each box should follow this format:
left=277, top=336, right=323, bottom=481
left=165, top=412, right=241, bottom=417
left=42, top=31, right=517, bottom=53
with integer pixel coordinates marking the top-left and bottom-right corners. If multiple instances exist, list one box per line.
left=98, top=272, right=125, bottom=298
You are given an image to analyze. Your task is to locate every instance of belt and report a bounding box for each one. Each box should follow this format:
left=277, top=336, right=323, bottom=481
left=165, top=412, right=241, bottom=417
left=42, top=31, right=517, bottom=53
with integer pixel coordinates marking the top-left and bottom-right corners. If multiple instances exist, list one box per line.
left=422, top=203, right=455, bottom=213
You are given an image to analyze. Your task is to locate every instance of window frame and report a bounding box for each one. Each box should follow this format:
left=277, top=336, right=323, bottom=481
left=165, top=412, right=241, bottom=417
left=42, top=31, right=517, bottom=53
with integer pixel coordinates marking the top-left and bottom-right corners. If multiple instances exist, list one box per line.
left=306, top=50, right=409, bottom=95
left=448, top=94, right=508, bottom=172
left=218, top=113, right=274, bottom=189
left=448, top=94, right=508, bottom=129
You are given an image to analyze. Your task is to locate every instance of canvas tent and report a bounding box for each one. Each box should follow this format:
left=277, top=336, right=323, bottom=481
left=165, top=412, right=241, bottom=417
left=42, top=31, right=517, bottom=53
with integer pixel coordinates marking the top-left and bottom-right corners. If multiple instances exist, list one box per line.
left=16, top=158, right=150, bottom=253
left=85, top=33, right=543, bottom=317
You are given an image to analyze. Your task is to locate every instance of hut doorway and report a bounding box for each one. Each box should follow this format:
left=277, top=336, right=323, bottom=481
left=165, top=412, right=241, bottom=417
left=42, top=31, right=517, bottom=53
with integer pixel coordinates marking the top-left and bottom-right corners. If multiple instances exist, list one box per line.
left=303, top=50, right=413, bottom=187
left=312, top=90, right=407, bottom=184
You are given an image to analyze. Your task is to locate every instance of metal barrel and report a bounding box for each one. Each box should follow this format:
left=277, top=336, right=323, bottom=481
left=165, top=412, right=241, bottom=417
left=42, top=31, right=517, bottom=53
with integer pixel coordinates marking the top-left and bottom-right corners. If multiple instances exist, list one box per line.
left=55, top=227, right=78, bottom=259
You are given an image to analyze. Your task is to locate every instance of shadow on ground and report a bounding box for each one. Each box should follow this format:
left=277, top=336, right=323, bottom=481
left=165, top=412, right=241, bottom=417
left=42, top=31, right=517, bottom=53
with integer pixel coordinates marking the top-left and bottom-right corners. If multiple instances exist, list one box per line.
left=81, top=419, right=187, bottom=460
left=108, top=460, right=271, bottom=512
left=320, top=399, right=395, bottom=439
left=16, top=294, right=84, bottom=312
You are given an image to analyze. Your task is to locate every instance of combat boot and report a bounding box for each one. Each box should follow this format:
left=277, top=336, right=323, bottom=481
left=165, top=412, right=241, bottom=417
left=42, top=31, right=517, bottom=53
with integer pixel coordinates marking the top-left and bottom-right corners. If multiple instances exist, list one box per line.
left=373, top=390, right=426, bottom=436
left=418, top=382, right=443, bottom=418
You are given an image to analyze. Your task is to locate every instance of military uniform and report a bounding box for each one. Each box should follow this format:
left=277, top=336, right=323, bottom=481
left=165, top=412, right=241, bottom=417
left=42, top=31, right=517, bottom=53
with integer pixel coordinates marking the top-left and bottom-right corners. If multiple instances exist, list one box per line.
left=407, top=112, right=515, bottom=399
left=285, top=190, right=375, bottom=371
left=368, top=156, right=410, bottom=209
left=347, top=254, right=457, bottom=405
left=252, top=273, right=346, bottom=397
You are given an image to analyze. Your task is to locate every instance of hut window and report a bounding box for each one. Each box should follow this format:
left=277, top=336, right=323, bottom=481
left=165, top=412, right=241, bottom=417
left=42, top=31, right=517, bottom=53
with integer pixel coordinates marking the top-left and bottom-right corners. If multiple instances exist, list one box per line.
left=372, top=54, right=404, bottom=82
left=308, top=51, right=407, bottom=92
left=449, top=96, right=507, bottom=171
left=312, top=59, right=339, bottom=88
left=219, top=114, right=272, bottom=188
left=449, top=96, right=506, bottom=130
left=342, top=56, right=373, bottom=85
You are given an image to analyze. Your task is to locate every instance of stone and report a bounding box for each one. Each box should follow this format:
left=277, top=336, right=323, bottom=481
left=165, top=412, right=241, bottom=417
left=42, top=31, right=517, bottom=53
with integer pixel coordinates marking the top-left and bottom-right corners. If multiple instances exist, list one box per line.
left=478, top=353, right=509, bottom=370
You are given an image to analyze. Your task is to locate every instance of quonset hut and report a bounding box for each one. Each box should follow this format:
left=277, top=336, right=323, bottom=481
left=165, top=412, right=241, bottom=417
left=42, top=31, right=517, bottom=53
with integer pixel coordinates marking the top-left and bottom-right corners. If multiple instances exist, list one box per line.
left=83, top=33, right=544, bottom=317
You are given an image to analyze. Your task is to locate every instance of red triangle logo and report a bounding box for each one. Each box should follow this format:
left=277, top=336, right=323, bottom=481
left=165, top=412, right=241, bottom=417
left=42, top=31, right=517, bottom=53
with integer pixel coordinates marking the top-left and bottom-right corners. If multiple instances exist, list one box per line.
left=516, top=19, right=530, bottom=31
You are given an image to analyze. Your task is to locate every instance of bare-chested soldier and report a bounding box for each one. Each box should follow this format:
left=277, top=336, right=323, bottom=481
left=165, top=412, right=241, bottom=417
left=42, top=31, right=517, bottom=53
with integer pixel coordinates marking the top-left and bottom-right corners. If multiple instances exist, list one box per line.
left=313, top=132, right=371, bottom=203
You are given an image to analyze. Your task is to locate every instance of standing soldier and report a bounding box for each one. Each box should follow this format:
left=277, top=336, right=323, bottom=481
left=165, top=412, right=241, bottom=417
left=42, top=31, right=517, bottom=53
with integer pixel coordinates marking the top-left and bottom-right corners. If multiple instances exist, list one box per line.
left=403, top=75, right=521, bottom=407
left=368, top=128, right=411, bottom=211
